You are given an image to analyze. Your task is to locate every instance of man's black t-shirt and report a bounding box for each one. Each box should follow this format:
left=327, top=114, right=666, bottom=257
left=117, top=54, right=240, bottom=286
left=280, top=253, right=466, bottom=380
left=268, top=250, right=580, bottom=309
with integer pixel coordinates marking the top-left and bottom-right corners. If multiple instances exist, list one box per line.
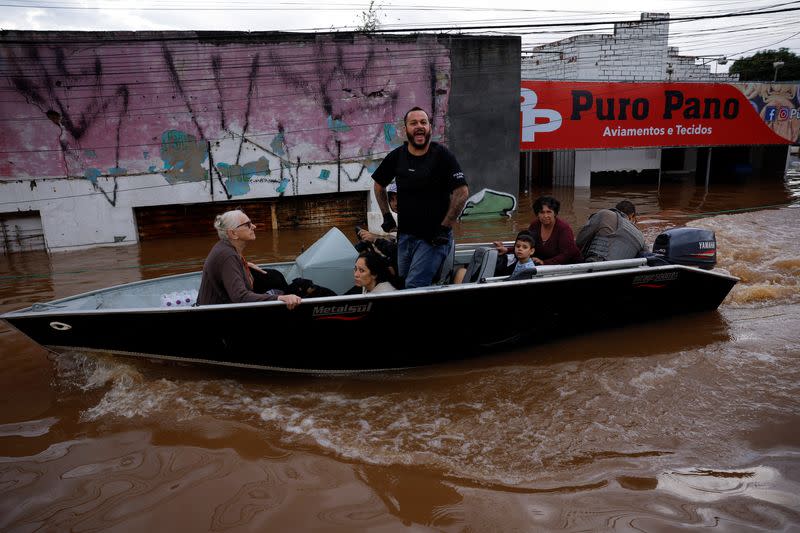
left=372, top=142, right=466, bottom=240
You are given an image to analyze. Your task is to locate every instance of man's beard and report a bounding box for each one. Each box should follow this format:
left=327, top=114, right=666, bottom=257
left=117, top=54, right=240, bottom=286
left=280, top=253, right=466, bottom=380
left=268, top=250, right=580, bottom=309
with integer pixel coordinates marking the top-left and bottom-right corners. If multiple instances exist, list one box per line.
left=407, top=128, right=431, bottom=150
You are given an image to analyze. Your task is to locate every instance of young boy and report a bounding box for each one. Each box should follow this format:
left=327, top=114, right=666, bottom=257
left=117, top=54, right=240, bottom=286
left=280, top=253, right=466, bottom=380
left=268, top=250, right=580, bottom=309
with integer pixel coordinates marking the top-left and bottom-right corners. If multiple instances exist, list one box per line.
left=493, top=230, right=537, bottom=277
left=509, top=231, right=536, bottom=276
left=453, top=231, right=537, bottom=284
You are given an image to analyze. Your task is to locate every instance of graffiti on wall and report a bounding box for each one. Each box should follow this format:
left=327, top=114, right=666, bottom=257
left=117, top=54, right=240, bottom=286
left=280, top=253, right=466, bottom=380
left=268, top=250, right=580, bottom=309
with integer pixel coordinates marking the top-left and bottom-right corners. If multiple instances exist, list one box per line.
left=0, top=35, right=452, bottom=204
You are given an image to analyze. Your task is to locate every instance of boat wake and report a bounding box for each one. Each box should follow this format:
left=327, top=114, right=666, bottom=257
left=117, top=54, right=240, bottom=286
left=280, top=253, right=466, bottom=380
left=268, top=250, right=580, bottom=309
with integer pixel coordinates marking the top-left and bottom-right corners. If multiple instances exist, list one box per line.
left=690, top=207, right=800, bottom=306
left=35, top=207, right=800, bottom=502
left=59, top=305, right=800, bottom=489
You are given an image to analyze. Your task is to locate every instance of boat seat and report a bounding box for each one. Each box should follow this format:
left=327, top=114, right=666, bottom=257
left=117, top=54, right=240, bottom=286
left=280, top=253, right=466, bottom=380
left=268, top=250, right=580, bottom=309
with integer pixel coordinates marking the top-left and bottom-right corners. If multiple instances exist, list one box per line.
left=460, top=247, right=498, bottom=284
left=432, top=241, right=456, bottom=285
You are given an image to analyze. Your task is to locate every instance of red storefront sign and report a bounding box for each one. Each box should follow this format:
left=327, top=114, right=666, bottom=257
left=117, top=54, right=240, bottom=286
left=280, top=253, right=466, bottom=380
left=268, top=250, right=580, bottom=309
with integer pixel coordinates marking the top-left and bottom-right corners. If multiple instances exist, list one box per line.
left=520, top=81, right=796, bottom=150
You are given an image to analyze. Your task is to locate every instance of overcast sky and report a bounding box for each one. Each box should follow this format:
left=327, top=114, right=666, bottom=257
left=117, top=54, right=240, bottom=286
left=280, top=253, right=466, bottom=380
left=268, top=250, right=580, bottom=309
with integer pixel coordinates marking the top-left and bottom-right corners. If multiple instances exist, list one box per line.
left=2, top=0, right=799, bottom=69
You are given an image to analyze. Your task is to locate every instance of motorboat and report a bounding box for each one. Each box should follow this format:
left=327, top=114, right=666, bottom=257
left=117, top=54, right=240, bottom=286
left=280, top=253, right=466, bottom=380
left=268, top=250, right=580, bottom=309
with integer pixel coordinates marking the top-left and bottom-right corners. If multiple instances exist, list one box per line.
left=1, top=227, right=738, bottom=373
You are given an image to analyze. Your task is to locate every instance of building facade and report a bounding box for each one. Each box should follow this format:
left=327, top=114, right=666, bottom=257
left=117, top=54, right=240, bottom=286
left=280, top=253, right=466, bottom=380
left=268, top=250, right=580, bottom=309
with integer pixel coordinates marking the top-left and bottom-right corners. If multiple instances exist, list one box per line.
left=517, top=13, right=789, bottom=190
left=522, top=12, right=736, bottom=83
left=0, top=31, right=520, bottom=253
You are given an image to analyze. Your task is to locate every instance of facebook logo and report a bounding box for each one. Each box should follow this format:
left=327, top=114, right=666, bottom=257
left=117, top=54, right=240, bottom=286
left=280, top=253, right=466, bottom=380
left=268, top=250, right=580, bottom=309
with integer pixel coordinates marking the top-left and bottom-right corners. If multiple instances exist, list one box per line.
left=765, top=106, right=777, bottom=122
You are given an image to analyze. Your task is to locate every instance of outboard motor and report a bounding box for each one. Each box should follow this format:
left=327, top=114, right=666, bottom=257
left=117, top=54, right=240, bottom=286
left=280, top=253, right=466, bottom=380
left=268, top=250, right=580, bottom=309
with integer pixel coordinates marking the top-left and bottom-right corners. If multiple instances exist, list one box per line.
left=650, top=227, right=717, bottom=270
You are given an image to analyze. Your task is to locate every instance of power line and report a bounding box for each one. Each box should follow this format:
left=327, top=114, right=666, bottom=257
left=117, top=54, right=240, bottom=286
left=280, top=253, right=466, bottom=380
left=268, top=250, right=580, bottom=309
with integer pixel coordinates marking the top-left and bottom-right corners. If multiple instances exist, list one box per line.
left=0, top=6, right=796, bottom=165
left=3, top=3, right=799, bottom=39
left=3, top=0, right=797, bottom=63
left=0, top=0, right=777, bottom=14
left=0, top=60, right=518, bottom=123
left=6, top=14, right=792, bottom=74
left=364, top=5, right=800, bottom=33
left=0, top=105, right=462, bottom=156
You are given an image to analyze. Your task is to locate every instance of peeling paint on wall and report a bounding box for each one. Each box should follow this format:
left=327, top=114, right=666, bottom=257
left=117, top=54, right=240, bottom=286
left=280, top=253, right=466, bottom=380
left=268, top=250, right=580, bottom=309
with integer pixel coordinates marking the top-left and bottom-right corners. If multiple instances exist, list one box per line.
left=277, top=177, right=289, bottom=194
left=216, top=156, right=270, bottom=196
left=159, top=130, right=208, bottom=184
left=327, top=115, right=351, bottom=133
left=84, top=168, right=102, bottom=185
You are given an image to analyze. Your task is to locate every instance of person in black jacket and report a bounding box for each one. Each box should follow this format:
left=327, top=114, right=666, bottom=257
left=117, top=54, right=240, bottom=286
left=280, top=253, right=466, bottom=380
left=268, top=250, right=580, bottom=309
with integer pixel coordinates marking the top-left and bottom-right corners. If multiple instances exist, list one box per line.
left=371, top=107, right=469, bottom=288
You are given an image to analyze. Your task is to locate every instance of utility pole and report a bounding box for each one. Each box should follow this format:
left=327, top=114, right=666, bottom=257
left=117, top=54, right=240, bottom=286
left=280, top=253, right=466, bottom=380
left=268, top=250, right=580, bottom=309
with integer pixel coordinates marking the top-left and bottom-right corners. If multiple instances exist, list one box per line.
left=774, top=61, right=785, bottom=82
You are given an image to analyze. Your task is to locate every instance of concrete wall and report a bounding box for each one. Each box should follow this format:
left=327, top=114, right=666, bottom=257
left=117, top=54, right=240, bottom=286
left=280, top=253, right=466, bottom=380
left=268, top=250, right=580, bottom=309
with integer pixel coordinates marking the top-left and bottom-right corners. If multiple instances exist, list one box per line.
left=522, top=13, right=737, bottom=83
left=447, top=36, right=521, bottom=194
left=0, top=31, right=520, bottom=251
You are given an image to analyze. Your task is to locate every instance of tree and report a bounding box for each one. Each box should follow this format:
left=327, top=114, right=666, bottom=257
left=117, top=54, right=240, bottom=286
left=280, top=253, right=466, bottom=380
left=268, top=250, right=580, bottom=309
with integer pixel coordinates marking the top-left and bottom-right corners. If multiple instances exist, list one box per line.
left=356, top=0, right=382, bottom=32
left=729, top=48, right=800, bottom=81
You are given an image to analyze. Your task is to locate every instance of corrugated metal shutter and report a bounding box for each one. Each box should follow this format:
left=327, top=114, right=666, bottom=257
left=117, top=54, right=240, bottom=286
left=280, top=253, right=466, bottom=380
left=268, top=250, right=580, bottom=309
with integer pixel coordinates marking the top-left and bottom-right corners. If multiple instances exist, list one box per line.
left=1, top=212, right=45, bottom=254
left=553, top=150, right=575, bottom=186
left=134, top=193, right=368, bottom=241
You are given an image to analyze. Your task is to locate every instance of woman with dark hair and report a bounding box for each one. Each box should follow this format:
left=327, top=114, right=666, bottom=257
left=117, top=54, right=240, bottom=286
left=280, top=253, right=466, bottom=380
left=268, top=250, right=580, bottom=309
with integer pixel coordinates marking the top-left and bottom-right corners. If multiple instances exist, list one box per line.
left=352, top=251, right=397, bottom=294
left=494, top=195, right=582, bottom=266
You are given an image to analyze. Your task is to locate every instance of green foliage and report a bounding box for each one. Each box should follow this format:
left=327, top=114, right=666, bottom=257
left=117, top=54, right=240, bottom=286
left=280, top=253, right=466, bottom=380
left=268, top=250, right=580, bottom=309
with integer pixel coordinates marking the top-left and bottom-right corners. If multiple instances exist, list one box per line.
left=356, top=0, right=382, bottom=32
left=730, top=48, right=800, bottom=81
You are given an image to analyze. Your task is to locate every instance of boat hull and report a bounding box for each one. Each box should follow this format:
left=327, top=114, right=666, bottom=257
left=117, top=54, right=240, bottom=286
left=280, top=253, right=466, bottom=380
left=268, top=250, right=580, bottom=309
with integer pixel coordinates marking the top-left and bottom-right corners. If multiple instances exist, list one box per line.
left=3, top=263, right=737, bottom=372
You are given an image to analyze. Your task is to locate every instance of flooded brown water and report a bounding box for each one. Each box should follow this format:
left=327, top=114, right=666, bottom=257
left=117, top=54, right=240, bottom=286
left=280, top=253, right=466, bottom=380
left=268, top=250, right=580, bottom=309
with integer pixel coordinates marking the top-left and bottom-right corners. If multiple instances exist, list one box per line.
left=1, top=178, right=799, bottom=531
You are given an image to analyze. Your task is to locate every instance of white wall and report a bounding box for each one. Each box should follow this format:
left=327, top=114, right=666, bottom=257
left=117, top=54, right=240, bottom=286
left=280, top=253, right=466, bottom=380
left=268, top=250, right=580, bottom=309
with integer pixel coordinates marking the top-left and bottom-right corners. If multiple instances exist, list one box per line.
left=590, top=149, right=661, bottom=171
left=574, top=151, right=592, bottom=188
left=574, top=149, right=662, bottom=187
left=522, top=13, right=737, bottom=83
left=2, top=158, right=373, bottom=252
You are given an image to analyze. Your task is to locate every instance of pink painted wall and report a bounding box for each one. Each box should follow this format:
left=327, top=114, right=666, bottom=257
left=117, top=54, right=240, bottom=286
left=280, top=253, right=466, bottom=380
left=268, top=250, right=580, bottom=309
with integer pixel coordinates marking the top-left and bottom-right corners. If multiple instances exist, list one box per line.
left=1, top=33, right=451, bottom=198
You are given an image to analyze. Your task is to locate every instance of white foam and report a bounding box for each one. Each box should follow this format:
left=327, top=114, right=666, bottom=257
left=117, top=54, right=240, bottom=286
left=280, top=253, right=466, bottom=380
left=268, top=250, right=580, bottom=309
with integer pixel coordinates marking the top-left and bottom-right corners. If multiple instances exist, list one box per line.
left=749, top=352, right=778, bottom=363
left=691, top=208, right=800, bottom=307
left=630, top=365, right=678, bottom=391
left=658, top=466, right=800, bottom=508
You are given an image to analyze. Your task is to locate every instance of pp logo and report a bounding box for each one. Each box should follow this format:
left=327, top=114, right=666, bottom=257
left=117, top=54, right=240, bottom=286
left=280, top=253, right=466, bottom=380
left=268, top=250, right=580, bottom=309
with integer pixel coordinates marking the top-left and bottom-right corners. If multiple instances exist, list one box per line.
left=521, top=88, right=562, bottom=142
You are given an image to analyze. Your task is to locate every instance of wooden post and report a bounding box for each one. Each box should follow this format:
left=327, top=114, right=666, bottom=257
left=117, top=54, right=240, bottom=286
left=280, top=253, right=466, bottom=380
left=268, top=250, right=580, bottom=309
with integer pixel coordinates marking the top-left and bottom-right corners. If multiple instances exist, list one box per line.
left=0, top=218, right=8, bottom=255
left=207, top=140, right=214, bottom=199
left=336, top=140, right=342, bottom=193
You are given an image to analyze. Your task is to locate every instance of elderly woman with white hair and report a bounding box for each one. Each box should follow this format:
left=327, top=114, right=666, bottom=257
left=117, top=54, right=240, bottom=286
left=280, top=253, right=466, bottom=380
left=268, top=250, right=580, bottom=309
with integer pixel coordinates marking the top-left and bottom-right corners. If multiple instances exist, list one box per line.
left=197, top=209, right=301, bottom=309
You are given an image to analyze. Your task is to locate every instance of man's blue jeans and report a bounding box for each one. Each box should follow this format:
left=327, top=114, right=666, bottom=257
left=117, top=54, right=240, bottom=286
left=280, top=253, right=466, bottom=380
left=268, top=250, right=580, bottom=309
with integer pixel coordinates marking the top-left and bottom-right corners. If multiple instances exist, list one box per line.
left=397, top=232, right=452, bottom=289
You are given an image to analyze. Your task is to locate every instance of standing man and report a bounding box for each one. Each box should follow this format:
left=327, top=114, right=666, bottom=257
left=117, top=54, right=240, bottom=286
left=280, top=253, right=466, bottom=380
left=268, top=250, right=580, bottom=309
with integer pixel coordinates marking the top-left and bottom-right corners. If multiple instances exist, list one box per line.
left=576, top=200, right=647, bottom=262
left=371, top=107, right=469, bottom=288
